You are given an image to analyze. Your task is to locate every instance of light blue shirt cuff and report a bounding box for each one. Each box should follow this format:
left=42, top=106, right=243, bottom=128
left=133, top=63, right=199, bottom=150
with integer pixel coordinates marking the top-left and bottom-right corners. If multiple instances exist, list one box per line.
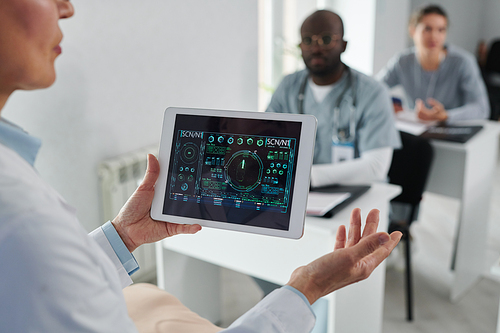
left=283, top=285, right=313, bottom=309
left=101, top=221, right=139, bottom=275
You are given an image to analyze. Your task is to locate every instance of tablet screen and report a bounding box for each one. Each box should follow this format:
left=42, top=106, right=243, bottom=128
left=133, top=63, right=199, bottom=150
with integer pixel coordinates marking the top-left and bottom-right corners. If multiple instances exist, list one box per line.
left=162, top=114, right=302, bottom=231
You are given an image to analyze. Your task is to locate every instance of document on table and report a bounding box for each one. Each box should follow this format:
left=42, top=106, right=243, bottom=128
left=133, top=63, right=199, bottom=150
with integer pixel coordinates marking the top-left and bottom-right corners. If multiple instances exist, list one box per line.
left=395, top=110, right=437, bottom=136
left=306, top=191, right=351, bottom=217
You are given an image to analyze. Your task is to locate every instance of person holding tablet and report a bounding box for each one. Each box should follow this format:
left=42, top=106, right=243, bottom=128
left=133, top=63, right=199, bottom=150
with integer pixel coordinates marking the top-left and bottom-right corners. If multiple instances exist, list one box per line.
left=266, top=10, right=401, bottom=188
left=0, top=1, right=402, bottom=332
left=376, top=5, right=490, bottom=122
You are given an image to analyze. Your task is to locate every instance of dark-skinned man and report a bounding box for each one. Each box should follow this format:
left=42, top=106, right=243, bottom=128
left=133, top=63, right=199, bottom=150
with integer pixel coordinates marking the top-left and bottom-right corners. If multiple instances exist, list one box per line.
left=261, top=10, right=401, bottom=333
left=267, top=10, right=400, bottom=187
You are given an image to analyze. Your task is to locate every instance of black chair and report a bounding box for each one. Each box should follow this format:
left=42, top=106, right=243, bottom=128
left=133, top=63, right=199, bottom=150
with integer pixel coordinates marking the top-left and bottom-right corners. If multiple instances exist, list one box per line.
left=387, top=131, right=434, bottom=321
left=484, top=39, right=500, bottom=120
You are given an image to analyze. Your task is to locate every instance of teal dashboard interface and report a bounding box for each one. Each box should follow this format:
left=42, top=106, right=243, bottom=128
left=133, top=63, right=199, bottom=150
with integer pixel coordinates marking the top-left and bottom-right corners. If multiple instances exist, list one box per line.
left=163, top=114, right=302, bottom=230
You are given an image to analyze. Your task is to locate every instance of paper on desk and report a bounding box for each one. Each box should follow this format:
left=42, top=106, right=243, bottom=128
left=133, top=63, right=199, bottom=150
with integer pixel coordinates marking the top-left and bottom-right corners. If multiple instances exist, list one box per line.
left=306, top=192, right=351, bottom=217
left=395, top=110, right=438, bottom=136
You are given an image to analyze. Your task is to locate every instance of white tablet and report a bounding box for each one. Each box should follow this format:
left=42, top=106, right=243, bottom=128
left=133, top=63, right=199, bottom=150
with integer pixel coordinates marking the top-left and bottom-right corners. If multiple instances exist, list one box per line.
left=151, top=107, right=317, bottom=239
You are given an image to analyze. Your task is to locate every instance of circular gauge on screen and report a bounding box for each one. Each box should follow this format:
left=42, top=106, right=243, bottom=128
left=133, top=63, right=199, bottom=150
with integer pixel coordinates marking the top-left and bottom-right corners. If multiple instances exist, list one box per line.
left=224, top=150, right=263, bottom=192
left=180, top=142, right=199, bottom=164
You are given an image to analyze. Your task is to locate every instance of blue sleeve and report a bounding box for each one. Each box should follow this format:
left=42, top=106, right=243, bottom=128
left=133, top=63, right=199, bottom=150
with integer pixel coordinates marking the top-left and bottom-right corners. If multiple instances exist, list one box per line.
left=102, top=221, right=139, bottom=275
left=266, top=73, right=303, bottom=114
left=266, top=80, right=287, bottom=114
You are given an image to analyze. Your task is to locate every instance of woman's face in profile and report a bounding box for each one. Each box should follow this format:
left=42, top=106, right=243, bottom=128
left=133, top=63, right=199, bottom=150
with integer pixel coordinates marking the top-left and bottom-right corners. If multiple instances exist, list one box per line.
left=0, top=0, right=74, bottom=92
left=411, top=13, right=448, bottom=53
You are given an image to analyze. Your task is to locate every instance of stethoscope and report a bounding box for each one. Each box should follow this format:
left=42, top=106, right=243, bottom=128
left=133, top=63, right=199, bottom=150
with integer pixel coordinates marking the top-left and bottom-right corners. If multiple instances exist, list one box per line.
left=297, top=66, right=358, bottom=144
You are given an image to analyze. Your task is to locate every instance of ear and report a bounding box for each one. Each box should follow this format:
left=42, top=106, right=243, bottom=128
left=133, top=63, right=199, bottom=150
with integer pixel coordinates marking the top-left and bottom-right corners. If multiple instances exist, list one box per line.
left=408, top=25, right=415, bottom=38
left=341, top=40, right=348, bottom=53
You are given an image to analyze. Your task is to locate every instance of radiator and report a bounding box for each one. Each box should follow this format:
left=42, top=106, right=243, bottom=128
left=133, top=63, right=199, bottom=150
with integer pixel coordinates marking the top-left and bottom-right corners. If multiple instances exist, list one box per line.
left=98, top=145, right=158, bottom=283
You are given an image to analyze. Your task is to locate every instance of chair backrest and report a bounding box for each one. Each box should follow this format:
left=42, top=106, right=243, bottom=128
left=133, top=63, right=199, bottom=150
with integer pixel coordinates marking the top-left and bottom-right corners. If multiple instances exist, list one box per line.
left=486, top=39, right=500, bottom=74
left=388, top=131, right=434, bottom=206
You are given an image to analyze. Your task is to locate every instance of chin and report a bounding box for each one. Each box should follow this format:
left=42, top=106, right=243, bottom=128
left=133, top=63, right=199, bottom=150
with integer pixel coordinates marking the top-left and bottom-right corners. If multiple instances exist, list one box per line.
left=44, top=75, right=57, bottom=88
left=306, top=65, right=327, bottom=76
left=33, top=70, right=57, bottom=90
left=23, top=79, right=56, bottom=91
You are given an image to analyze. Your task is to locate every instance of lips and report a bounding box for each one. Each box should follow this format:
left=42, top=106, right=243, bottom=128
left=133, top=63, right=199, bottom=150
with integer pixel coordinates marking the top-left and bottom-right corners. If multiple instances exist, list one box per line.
left=427, top=41, right=439, bottom=48
left=53, top=33, right=63, bottom=55
left=309, top=56, right=326, bottom=66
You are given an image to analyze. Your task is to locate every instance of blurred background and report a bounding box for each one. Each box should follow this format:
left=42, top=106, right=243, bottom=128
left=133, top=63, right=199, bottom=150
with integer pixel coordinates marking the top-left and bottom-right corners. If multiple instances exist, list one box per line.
left=3, top=0, right=498, bottom=233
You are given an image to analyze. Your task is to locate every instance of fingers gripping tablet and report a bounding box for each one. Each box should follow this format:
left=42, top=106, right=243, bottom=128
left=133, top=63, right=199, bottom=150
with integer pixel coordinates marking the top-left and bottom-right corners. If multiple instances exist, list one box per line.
left=151, top=107, right=317, bottom=239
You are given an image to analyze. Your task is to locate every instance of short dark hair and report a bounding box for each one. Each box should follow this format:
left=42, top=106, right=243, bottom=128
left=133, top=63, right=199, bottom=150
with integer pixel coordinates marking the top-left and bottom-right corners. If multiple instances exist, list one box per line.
left=301, top=10, right=344, bottom=38
left=409, top=4, right=448, bottom=28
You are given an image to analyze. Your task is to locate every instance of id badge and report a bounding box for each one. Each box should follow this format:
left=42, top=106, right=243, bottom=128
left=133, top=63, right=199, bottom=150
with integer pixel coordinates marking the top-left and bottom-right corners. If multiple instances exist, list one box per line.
left=332, top=141, right=354, bottom=163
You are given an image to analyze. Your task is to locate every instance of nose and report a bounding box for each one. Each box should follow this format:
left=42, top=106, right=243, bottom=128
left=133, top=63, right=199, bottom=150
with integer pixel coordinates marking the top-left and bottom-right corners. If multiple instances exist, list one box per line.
left=310, top=42, right=323, bottom=54
left=58, top=0, right=75, bottom=19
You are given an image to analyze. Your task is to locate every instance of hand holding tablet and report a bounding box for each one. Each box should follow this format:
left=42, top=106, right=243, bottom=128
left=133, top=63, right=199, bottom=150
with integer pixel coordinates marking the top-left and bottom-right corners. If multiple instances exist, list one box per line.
left=151, top=107, right=317, bottom=239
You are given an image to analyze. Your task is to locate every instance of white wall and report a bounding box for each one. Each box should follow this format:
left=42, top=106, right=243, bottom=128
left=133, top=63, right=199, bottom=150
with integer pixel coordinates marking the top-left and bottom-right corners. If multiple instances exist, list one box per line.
left=2, top=0, right=258, bottom=231
left=373, top=0, right=411, bottom=75
left=481, top=0, right=500, bottom=45
left=320, top=0, right=410, bottom=75
left=331, top=0, right=377, bottom=75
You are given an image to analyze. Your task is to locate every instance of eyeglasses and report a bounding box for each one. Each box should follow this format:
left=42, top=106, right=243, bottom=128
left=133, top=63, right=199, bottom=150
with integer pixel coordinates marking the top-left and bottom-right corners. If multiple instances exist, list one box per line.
left=299, top=33, right=340, bottom=49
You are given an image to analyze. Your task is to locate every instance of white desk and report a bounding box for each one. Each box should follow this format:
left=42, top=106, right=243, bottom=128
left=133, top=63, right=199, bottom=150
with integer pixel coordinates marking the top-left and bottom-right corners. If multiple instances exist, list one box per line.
left=156, top=182, right=401, bottom=333
left=425, top=121, right=500, bottom=301
left=490, top=259, right=500, bottom=333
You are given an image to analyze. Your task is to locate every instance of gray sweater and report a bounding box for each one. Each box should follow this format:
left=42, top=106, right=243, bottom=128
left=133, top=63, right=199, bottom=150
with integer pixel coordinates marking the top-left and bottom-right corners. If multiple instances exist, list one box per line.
left=376, top=45, right=489, bottom=122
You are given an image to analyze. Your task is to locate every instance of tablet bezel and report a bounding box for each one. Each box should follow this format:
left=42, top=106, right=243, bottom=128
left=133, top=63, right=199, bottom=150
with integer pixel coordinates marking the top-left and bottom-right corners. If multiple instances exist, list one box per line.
left=151, top=107, right=316, bottom=239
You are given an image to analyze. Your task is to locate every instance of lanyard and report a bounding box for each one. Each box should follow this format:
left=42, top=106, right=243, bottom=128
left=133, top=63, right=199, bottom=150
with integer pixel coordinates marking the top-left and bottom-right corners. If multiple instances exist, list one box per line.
left=297, top=67, right=357, bottom=143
